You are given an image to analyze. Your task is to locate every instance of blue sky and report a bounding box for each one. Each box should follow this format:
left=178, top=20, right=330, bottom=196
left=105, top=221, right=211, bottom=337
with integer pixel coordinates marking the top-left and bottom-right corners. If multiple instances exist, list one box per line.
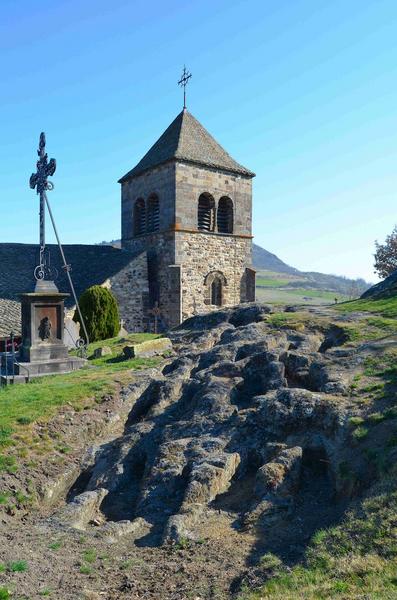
left=1, top=0, right=397, bottom=282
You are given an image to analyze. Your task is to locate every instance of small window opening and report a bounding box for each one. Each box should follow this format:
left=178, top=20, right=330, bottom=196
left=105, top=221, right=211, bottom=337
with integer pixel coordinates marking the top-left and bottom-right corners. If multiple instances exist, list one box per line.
left=217, top=197, right=234, bottom=233
left=198, top=193, right=215, bottom=231
left=134, top=198, right=146, bottom=236
left=147, top=195, right=160, bottom=233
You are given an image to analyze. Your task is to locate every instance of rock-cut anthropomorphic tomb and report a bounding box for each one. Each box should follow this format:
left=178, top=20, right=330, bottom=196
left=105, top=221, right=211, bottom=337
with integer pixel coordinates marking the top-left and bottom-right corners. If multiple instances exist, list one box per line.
left=119, top=108, right=256, bottom=328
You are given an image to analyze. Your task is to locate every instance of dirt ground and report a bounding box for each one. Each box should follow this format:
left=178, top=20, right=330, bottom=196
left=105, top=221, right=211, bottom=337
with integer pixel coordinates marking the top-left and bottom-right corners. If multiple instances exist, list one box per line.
left=0, top=511, right=255, bottom=600
left=0, top=375, right=254, bottom=600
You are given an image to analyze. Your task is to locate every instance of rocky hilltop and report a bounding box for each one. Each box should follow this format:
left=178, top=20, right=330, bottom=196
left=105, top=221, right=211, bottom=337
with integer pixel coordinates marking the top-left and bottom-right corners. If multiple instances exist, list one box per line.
left=62, top=304, right=354, bottom=548
left=1, top=302, right=397, bottom=599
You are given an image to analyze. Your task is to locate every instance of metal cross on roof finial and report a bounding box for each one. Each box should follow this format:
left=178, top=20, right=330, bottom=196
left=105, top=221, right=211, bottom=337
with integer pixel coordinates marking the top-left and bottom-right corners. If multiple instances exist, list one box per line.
left=178, top=66, right=192, bottom=110
left=29, top=132, right=56, bottom=281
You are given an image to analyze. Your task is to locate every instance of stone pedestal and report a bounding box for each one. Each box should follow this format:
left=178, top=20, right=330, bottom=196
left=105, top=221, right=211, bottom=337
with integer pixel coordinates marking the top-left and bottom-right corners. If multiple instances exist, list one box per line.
left=14, top=280, right=86, bottom=378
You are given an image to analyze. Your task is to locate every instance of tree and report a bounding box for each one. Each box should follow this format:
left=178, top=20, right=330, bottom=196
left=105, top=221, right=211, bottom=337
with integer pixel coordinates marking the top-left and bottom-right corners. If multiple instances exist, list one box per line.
left=374, top=226, right=397, bottom=279
left=74, top=285, right=120, bottom=343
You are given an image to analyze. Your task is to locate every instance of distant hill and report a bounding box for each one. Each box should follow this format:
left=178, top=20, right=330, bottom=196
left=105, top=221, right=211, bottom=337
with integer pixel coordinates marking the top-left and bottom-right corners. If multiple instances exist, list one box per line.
left=252, top=244, right=299, bottom=275
left=99, top=240, right=371, bottom=297
left=253, top=243, right=371, bottom=297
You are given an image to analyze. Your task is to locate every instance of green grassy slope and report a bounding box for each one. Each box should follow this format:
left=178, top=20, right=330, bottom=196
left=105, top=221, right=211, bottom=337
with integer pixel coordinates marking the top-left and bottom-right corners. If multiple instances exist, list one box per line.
left=0, top=333, right=161, bottom=473
left=256, top=270, right=349, bottom=305
left=336, top=296, right=397, bottom=319
left=243, top=479, right=397, bottom=599
left=243, top=297, right=397, bottom=600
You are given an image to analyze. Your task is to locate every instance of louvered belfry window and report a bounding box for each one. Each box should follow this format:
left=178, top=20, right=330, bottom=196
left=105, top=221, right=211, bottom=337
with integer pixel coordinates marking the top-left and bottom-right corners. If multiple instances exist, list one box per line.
left=147, top=195, right=160, bottom=233
left=134, top=198, right=146, bottom=236
left=197, top=194, right=215, bottom=231
left=217, top=197, right=234, bottom=233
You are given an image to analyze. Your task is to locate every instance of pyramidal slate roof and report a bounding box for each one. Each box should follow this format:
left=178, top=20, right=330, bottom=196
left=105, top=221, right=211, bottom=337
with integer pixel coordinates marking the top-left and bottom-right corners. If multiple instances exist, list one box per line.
left=119, top=109, right=255, bottom=182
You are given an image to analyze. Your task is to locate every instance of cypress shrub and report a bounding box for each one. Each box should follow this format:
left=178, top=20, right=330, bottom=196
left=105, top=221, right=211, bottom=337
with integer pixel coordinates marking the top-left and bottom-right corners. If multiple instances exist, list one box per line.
left=74, top=285, right=120, bottom=343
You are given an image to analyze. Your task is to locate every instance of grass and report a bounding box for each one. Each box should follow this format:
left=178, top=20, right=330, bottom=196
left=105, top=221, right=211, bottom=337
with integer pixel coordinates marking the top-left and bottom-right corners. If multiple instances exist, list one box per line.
left=256, top=276, right=294, bottom=288
left=9, top=560, right=28, bottom=573
left=266, top=308, right=397, bottom=347
left=79, top=565, right=92, bottom=575
left=83, top=332, right=160, bottom=359
left=48, top=541, right=62, bottom=551
left=348, top=416, right=365, bottom=427
left=0, top=589, right=10, bottom=600
left=255, top=270, right=350, bottom=304
left=336, top=295, right=397, bottom=319
left=352, top=426, right=369, bottom=441
left=256, top=287, right=344, bottom=306
left=82, top=549, right=97, bottom=564
left=244, top=475, right=397, bottom=600
left=0, top=333, right=162, bottom=465
left=265, top=312, right=362, bottom=342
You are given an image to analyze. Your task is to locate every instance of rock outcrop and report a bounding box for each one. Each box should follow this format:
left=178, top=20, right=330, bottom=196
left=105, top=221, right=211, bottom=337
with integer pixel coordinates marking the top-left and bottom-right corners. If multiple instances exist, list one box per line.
left=60, top=304, right=357, bottom=547
left=361, top=269, right=397, bottom=299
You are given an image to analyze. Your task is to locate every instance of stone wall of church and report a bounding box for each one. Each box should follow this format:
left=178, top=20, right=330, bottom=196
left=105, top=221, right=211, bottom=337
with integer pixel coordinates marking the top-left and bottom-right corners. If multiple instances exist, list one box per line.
left=173, top=161, right=254, bottom=322
left=121, top=163, right=176, bottom=241
left=104, top=251, right=149, bottom=332
left=174, top=162, right=252, bottom=235
left=175, top=231, right=254, bottom=321
left=120, top=160, right=255, bottom=330
left=122, top=232, right=180, bottom=329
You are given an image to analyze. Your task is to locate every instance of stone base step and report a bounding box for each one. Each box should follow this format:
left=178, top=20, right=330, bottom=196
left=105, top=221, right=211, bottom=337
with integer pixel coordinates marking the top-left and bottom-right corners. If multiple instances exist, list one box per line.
left=0, top=357, right=87, bottom=384
left=1, top=374, right=30, bottom=385
left=13, top=357, right=87, bottom=377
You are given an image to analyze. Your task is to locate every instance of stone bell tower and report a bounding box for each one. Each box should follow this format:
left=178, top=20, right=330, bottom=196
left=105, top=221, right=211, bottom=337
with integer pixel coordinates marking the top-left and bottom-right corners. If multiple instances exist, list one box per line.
left=119, top=107, right=256, bottom=329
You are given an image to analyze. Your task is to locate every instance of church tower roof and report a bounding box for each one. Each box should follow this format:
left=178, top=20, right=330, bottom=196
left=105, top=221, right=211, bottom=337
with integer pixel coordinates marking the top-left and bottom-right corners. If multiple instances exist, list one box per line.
left=119, top=109, right=255, bottom=182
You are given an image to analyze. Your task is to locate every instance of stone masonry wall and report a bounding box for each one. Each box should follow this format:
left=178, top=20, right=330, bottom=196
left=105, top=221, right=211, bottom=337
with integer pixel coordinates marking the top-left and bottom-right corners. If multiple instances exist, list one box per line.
left=121, top=163, right=176, bottom=242
left=64, top=252, right=149, bottom=336
left=175, top=162, right=252, bottom=235
left=176, top=231, right=253, bottom=321
left=122, top=232, right=179, bottom=329
left=104, top=251, right=149, bottom=332
left=173, top=161, right=254, bottom=322
left=121, top=160, right=254, bottom=329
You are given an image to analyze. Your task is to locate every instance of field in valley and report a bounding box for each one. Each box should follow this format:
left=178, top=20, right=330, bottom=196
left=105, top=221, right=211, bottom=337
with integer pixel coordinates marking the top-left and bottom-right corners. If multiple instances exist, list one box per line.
left=255, top=270, right=350, bottom=305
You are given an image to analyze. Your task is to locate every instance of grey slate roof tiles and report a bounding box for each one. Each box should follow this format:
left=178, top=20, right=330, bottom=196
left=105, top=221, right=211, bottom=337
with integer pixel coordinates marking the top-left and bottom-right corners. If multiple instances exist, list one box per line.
left=0, top=244, right=141, bottom=337
left=0, top=299, right=21, bottom=337
left=119, top=109, right=255, bottom=181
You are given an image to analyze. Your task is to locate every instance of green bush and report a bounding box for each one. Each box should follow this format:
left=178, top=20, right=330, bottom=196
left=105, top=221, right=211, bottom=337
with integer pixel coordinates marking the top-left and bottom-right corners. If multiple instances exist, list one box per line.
left=74, top=286, right=120, bottom=343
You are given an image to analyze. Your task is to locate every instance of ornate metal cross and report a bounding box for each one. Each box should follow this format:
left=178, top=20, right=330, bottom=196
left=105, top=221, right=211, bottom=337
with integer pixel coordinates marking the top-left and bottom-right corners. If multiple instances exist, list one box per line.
left=178, top=66, right=192, bottom=110
left=29, top=132, right=56, bottom=280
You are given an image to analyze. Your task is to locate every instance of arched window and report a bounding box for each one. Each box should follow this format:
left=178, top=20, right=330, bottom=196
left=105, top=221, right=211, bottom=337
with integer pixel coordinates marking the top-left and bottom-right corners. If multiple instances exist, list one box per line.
left=217, top=197, right=234, bottom=234
left=147, top=194, right=160, bottom=233
left=133, top=198, right=146, bottom=236
left=204, top=271, right=227, bottom=306
left=197, top=193, right=215, bottom=231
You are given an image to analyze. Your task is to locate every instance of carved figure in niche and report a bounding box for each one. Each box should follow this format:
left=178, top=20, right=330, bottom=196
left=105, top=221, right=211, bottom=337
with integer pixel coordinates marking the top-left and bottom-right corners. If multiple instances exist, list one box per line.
left=38, top=316, right=52, bottom=341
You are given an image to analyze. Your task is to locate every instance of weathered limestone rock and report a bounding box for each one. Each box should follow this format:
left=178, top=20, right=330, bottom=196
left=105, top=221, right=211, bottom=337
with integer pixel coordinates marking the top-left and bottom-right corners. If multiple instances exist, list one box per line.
left=57, top=489, right=108, bottom=530
left=96, top=517, right=151, bottom=543
left=255, top=447, right=302, bottom=497
left=123, top=337, right=172, bottom=359
left=60, top=303, right=353, bottom=545
left=183, top=452, right=241, bottom=506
